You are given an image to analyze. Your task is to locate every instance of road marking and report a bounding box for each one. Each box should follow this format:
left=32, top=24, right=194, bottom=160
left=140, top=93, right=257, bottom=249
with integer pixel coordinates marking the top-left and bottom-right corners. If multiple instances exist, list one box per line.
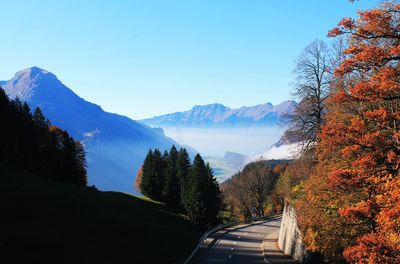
left=229, top=254, right=232, bottom=259
left=212, top=238, right=221, bottom=248
left=231, top=247, right=234, bottom=251
left=237, top=236, right=241, bottom=239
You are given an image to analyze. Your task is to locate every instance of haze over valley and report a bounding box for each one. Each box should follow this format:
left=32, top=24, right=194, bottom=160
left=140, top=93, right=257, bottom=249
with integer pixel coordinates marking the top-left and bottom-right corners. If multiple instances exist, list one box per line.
left=141, top=100, right=297, bottom=180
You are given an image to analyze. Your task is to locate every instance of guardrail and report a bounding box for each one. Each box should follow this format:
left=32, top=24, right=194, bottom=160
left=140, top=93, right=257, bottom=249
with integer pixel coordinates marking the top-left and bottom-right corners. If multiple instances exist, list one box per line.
left=182, top=213, right=282, bottom=264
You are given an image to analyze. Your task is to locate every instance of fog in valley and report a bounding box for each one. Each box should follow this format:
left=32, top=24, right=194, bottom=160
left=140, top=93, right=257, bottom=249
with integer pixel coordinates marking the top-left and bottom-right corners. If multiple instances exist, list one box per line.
left=163, top=126, right=285, bottom=157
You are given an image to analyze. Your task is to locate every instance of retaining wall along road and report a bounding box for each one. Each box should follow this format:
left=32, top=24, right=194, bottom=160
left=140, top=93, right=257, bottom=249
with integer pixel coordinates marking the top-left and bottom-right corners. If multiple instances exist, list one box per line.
left=278, top=202, right=309, bottom=263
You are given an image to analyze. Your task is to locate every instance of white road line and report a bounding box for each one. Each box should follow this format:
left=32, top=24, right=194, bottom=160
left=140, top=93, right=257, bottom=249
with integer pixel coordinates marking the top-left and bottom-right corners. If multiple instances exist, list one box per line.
left=237, top=236, right=241, bottom=239
left=212, top=238, right=221, bottom=248
left=231, top=247, right=234, bottom=251
left=229, top=254, right=232, bottom=259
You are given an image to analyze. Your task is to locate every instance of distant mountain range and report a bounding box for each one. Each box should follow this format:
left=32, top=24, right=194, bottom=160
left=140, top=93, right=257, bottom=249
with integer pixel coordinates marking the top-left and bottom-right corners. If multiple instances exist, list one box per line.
left=1, top=67, right=179, bottom=193
left=141, top=101, right=297, bottom=128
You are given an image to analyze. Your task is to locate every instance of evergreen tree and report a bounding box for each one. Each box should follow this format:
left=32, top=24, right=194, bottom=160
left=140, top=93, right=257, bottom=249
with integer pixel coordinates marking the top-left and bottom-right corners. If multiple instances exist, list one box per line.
left=140, top=149, right=166, bottom=200
left=74, top=141, right=88, bottom=186
left=140, top=150, right=155, bottom=198
left=32, top=107, right=49, bottom=173
left=152, top=149, right=165, bottom=201
left=162, top=145, right=180, bottom=205
left=204, top=163, right=221, bottom=226
left=183, top=154, right=220, bottom=230
left=177, top=148, right=191, bottom=206
left=0, top=88, right=11, bottom=162
left=32, top=107, right=50, bottom=131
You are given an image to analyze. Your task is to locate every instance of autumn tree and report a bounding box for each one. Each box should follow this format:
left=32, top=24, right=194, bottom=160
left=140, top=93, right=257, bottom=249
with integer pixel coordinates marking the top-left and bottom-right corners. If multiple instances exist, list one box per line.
left=224, top=161, right=282, bottom=220
left=297, top=2, right=400, bottom=263
left=134, top=167, right=143, bottom=193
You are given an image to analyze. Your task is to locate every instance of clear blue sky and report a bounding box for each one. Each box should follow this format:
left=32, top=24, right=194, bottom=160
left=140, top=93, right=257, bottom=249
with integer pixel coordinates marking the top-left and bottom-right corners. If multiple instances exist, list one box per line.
left=0, top=0, right=380, bottom=119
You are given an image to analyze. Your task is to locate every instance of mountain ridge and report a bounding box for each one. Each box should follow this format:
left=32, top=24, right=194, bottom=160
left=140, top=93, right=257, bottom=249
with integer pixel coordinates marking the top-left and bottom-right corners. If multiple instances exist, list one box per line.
left=141, top=100, right=296, bottom=128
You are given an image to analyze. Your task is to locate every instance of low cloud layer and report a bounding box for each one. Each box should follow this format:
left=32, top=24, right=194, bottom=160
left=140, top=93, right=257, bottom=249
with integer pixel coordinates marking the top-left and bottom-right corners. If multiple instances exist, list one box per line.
left=163, top=126, right=285, bottom=156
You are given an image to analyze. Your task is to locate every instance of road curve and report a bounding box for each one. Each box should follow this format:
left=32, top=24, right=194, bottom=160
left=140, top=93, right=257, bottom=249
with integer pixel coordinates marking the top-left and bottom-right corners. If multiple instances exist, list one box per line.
left=193, top=217, right=295, bottom=264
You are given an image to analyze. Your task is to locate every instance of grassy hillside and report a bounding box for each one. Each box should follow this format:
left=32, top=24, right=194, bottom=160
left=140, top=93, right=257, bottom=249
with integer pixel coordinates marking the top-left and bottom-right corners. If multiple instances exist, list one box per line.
left=0, top=164, right=199, bottom=264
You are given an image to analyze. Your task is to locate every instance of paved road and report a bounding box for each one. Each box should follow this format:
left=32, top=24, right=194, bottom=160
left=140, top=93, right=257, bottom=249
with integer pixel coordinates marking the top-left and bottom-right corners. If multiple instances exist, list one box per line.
left=194, top=217, right=295, bottom=264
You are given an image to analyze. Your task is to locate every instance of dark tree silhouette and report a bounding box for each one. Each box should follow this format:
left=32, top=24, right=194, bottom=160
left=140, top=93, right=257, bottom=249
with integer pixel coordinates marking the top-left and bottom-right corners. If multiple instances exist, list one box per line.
left=162, top=145, right=180, bottom=206
left=140, top=146, right=221, bottom=229
left=0, top=87, right=87, bottom=186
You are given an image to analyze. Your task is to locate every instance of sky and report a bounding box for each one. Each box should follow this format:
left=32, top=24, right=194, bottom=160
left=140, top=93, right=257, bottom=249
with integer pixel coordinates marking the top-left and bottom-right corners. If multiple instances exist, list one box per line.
left=0, top=0, right=380, bottom=119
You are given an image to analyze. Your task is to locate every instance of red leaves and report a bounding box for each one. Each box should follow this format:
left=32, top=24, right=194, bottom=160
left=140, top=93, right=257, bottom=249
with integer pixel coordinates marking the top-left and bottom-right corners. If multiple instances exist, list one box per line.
left=328, top=169, right=359, bottom=188
left=328, top=17, right=355, bottom=37
left=327, top=27, right=342, bottom=37
left=339, top=17, right=356, bottom=30
left=343, top=233, right=400, bottom=264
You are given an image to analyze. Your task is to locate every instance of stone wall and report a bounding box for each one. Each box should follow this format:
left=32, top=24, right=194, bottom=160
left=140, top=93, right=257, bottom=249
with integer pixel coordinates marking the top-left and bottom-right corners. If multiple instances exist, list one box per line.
left=278, top=202, right=309, bottom=263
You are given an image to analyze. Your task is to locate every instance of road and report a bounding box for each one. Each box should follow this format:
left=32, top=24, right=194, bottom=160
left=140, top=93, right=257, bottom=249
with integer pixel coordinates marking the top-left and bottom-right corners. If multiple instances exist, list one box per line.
left=193, top=217, right=296, bottom=264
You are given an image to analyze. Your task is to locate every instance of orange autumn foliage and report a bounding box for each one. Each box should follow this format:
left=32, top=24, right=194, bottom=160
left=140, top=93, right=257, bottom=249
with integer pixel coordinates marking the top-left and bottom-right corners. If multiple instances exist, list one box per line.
left=134, top=166, right=143, bottom=193
left=298, top=1, right=400, bottom=263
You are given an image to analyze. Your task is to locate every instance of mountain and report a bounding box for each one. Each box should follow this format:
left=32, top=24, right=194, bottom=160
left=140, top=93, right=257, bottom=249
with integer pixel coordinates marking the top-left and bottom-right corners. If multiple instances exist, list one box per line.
left=1, top=66, right=178, bottom=193
left=141, top=101, right=297, bottom=128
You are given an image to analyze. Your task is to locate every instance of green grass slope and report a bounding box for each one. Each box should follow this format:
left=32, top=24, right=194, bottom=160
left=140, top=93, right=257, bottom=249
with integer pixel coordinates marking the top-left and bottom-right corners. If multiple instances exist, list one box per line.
left=0, top=164, right=199, bottom=264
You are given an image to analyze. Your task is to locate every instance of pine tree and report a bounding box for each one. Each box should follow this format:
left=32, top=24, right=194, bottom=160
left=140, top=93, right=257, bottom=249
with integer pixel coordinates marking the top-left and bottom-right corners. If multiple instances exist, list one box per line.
left=32, top=107, right=50, bottom=131
left=183, top=154, right=220, bottom=230
left=182, top=154, right=206, bottom=229
left=177, top=148, right=191, bottom=206
left=140, top=150, right=155, bottom=198
left=140, top=149, right=166, bottom=200
left=0, top=88, right=11, bottom=162
left=162, top=145, right=180, bottom=205
left=204, top=163, right=221, bottom=226
left=74, top=141, right=88, bottom=186
left=152, top=149, right=165, bottom=201
left=32, top=107, right=49, bottom=174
